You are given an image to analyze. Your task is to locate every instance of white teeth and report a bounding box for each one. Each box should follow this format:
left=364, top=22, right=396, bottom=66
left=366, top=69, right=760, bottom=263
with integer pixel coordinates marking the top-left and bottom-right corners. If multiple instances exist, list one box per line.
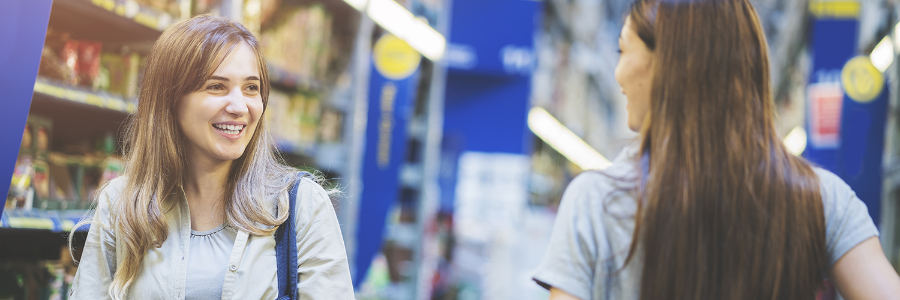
left=213, top=124, right=244, bottom=135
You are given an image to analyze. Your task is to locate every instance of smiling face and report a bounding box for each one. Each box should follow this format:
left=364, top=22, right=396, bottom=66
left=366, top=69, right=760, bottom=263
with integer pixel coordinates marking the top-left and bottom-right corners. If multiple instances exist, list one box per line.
left=615, top=16, right=656, bottom=132
left=177, top=42, right=263, bottom=164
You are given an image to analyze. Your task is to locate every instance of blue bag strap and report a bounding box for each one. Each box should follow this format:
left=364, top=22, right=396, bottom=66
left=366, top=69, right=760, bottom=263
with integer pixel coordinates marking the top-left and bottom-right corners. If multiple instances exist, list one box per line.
left=275, top=171, right=311, bottom=300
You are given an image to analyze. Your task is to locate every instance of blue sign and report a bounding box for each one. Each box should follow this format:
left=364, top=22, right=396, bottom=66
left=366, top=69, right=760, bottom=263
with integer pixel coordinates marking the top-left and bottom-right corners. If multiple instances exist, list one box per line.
left=805, top=3, right=886, bottom=225
left=352, top=35, right=420, bottom=288
left=0, top=0, right=53, bottom=216
left=445, top=0, right=540, bottom=76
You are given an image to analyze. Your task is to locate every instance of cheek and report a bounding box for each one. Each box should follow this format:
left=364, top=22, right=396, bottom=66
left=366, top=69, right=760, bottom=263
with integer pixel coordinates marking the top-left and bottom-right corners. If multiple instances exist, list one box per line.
left=250, top=98, right=264, bottom=122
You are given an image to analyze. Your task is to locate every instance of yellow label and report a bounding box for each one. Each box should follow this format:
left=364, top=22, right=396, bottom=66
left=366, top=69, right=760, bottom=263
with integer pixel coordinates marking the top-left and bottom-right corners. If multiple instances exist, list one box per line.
left=841, top=56, right=884, bottom=103
left=373, top=34, right=421, bottom=80
left=86, top=94, right=106, bottom=107
left=810, top=1, right=860, bottom=19
left=61, top=220, right=75, bottom=232
left=66, top=89, right=88, bottom=103
left=9, top=217, right=55, bottom=230
left=134, top=12, right=159, bottom=29
left=34, top=82, right=66, bottom=99
left=107, top=98, right=126, bottom=112
left=92, top=0, right=115, bottom=11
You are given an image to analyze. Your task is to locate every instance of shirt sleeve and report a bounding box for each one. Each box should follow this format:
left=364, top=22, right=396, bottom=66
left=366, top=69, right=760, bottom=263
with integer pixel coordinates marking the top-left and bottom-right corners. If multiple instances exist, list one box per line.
left=70, top=178, right=124, bottom=300
left=294, top=178, right=356, bottom=300
left=532, top=174, right=601, bottom=300
left=817, top=169, right=880, bottom=269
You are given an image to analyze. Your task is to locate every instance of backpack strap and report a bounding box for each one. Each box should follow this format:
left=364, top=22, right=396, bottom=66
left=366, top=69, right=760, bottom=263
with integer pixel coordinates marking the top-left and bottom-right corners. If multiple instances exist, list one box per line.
left=275, top=171, right=312, bottom=300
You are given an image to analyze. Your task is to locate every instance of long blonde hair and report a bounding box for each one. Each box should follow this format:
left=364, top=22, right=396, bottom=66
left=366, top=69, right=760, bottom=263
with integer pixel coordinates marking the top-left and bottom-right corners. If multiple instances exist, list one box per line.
left=71, top=15, right=298, bottom=299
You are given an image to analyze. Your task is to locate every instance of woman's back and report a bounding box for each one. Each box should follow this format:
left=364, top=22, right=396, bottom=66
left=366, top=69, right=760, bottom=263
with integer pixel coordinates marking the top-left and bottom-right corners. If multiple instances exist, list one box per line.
left=533, top=146, right=879, bottom=300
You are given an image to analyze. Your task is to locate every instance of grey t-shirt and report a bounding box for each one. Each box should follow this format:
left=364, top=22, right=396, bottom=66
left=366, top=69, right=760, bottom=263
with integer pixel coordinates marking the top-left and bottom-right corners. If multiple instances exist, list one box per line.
left=532, top=147, right=880, bottom=300
left=185, top=223, right=237, bottom=300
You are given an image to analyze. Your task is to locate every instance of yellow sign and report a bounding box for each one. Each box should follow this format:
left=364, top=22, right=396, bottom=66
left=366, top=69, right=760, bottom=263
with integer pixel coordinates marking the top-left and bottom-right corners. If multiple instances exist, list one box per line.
left=809, top=1, right=860, bottom=19
left=373, top=34, right=421, bottom=80
left=841, top=56, right=884, bottom=103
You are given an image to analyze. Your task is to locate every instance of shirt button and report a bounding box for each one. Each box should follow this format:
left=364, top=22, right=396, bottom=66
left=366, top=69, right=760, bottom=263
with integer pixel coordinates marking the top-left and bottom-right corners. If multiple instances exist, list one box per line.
left=229, top=264, right=237, bottom=272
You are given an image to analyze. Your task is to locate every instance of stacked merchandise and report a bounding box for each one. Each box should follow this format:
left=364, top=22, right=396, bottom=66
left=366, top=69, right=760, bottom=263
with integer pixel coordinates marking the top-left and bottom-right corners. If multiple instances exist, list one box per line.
left=260, top=4, right=333, bottom=81
left=6, top=120, right=123, bottom=212
left=7, top=26, right=130, bottom=214
left=0, top=247, right=78, bottom=300
left=267, top=90, right=346, bottom=153
left=134, top=0, right=182, bottom=17
left=38, top=26, right=144, bottom=99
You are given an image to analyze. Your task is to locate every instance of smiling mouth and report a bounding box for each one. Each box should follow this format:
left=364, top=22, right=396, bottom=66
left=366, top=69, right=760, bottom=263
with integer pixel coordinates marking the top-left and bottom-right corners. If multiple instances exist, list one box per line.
left=212, top=123, right=246, bottom=136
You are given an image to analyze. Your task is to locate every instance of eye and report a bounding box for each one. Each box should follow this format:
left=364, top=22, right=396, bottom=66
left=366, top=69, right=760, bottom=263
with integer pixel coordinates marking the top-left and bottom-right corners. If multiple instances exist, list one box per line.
left=246, top=84, right=259, bottom=92
left=206, top=83, right=226, bottom=91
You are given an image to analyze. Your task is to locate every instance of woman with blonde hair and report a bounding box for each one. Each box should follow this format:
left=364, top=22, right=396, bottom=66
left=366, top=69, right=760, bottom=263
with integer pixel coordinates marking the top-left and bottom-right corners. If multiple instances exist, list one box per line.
left=533, top=0, right=900, bottom=299
left=69, top=15, right=354, bottom=299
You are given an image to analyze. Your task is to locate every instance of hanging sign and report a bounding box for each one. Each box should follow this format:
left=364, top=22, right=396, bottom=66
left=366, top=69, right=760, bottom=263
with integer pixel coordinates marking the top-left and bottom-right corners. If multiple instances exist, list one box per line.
left=806, top=0, right=887, bottom=225
left=353, top=34, right=421, bottom=288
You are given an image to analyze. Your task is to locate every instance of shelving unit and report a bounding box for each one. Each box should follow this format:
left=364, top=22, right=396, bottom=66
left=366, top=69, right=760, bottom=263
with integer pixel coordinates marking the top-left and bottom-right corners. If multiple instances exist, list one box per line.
left=2, top=0, right=169, bottom=235
left=48, top=0, right=174, bottom=42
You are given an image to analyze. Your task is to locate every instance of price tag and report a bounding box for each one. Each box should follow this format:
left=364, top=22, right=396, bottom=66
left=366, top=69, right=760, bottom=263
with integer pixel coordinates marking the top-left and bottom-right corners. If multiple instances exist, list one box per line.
left=65, top=89, right=88, bottom=103
left=107, top=98, right=126, bottom=112
left=86, top=94, right=106, bottom=108
left=8, top=217, right=55, bottom=230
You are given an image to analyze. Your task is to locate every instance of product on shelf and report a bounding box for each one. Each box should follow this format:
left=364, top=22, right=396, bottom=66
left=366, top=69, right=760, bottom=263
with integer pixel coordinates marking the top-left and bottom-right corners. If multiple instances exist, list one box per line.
left=38, top=26, right=145, bottom=98
left=101, top=51, right=142, bottom=99
left=0, top=249, right=77, bottom=300
left=268, top=90, right=324, bottom=151
left=260, top=4, right=333, bottom=80
left=194, top=0, right=224, bottom=16
left=77, top=41, right=103, bottom=90
left=7, top=155, right=34, bottom=210
left=319, top=108, right=344, bottom=142
left=134, top=0, right=182, bottom=17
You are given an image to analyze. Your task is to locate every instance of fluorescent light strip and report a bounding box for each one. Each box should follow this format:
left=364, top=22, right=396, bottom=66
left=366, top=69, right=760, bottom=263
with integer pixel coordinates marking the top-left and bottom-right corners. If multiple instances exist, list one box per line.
left=871, top=36, right=894, bottom=73
left=345, top=0, right=446, bottom=61
left=528, top=107, right=612, bottom=170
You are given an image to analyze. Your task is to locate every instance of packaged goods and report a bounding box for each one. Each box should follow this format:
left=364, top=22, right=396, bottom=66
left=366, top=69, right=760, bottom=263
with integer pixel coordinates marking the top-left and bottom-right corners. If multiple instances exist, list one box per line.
left=77, top=41, right=103, bottom=89
left=60, top=41, right=79, bottom=86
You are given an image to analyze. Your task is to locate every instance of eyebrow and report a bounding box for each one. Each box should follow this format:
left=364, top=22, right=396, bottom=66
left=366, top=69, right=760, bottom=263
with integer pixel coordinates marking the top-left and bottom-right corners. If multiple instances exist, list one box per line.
left=208, top=75, right=261, bottom=81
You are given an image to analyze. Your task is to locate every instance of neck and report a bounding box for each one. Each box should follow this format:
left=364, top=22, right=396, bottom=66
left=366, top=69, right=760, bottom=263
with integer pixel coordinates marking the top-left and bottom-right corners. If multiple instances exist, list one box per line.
left=182, top=151, right=233, bottom=231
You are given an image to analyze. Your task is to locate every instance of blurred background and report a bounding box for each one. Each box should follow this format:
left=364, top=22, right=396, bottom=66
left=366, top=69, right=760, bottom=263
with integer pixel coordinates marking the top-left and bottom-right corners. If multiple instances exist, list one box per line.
left=0, top=0, right=899, bottom=299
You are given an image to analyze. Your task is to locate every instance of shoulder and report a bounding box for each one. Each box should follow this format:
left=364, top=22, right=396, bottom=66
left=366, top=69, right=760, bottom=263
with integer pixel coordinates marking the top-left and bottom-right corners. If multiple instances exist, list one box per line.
left=291, top=176, right=336, bottom=223
left=95, top=176, right=128, bottom=210
left=811, top=167, right=858, bottom=212
left=100, top=176, right=128, bottom=199
left=560, top=148, right=640, bottom=217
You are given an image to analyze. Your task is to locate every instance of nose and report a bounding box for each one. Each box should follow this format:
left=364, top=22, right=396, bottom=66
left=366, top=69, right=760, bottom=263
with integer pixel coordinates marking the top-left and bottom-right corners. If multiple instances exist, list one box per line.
left=224, top=87, right=250, bottom=117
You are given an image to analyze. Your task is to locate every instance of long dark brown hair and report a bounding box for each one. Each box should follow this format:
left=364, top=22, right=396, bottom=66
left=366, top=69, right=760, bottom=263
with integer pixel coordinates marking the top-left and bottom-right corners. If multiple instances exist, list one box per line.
left=624, top=0, right=827, bottom=299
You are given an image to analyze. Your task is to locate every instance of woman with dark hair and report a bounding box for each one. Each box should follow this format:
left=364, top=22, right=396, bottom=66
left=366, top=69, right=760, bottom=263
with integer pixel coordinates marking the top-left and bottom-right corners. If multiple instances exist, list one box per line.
left=69, top=15, right=354, bottom=299
left=533, top=0, right=900, bottom=299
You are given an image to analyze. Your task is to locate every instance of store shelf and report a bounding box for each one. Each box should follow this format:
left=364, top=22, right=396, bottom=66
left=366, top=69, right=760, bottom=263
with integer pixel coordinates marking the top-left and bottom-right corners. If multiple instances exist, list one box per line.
left=1, top=209, right=91, bottom=233
left=48, top=0, right=176, bottom=43
left=33, top=78, right=135, bottom=114
left=30, top=78, right=132, bottom=153
left=267, top=63, right=326, bottom=93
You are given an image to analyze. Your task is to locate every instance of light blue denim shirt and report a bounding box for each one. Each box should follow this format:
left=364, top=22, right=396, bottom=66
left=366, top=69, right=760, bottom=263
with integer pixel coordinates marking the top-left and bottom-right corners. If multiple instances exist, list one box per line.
left=70, top=176, right=355, bottom=299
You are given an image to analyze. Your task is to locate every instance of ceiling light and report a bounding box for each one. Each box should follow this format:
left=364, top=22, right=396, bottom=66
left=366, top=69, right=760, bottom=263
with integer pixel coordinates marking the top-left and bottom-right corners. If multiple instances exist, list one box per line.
left=528, top=107, right=612, bottom=170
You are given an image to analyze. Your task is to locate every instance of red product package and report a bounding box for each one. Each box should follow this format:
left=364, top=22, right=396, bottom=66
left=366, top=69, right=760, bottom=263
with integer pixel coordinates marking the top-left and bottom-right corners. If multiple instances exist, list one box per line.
left=61, top=40, right=79, bottom=86
left=78, top=41, right=103, bottom=88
